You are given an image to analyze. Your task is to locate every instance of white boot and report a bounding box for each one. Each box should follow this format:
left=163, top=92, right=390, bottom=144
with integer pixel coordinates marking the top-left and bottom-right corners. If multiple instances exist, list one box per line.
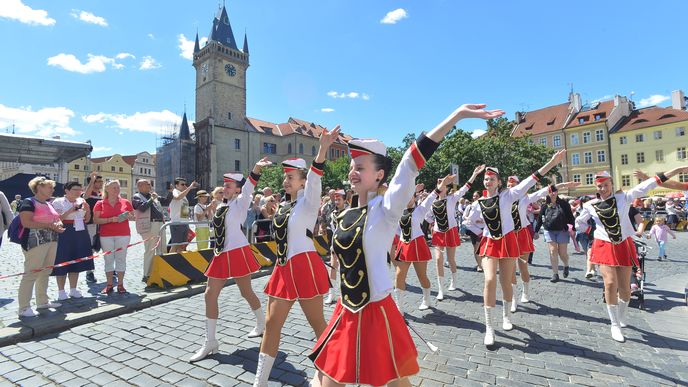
left=419, top=287, right=431, bottom=310
left=520, top=282, right=530, bottom=303
left=189, top=319, right=219, bottom=362
left=448, top=272, right=457, bottom=291
left=324, top=287, right=335, bottom=304
left=253, top=352, right=275, bottom=387
left=436, top=276, right=444, bottom=300
left=484, top=306, right=495, bottom=346
left=510, top=293, right=517, bottom=313
left=502, top=301, right=513, bottom=331
left=618, top=299, right=629, bottom=328
left=606, top=304, right=625, bottom=342
left=394, top=288, right=405, bottom=312
left=248, top=307, right=265, bottom=338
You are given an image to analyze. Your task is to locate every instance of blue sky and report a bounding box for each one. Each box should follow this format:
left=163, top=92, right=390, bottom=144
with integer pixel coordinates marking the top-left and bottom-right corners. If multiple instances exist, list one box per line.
left=1, top=0, right=686, bottom=157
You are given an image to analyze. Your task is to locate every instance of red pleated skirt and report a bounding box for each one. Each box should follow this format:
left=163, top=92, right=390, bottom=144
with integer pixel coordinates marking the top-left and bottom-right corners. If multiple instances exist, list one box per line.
left=392, top=234, right=400, bottom=249
left=395, top=236, right=432, bottom=262
left=205, top=245, right=261, bottom=279
left=431, top=227, right=461, bottom=247
left=264, top=251, right=330, bottom=300
left=515, top=227, right=535, bottom=255
left=590, top=237, right=638, bottom=267
left=310, top=295, right=419, bottom=386
left=478, top=231, right=520, bottom=259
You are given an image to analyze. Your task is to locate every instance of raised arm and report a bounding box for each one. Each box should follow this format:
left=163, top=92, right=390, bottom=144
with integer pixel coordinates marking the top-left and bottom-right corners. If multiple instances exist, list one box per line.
left=451, top=165, right=485, bottom=199
left=414, top=189, right=437, bottom=219
left=634, top=168, right=688, bottom=193
left=304, top=126, right=340, bottom=209
left=238, top=157, right=271, bottom=210
left=506, top=150, right=567, bottom=202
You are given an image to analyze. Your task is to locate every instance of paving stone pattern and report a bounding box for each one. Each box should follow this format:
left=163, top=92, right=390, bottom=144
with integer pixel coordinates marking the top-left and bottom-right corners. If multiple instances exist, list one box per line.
left=0, top=232, right=687, bottom=386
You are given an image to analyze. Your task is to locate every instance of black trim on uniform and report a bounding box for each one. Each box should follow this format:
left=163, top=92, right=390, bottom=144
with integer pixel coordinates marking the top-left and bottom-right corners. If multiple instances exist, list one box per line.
left=657, top=172, right=668, bottom=183
left=250, top=171, right=261, bottom=182
left=416, top=132, right=439, bottom=161
left=312, top=160, right=326, bottom=171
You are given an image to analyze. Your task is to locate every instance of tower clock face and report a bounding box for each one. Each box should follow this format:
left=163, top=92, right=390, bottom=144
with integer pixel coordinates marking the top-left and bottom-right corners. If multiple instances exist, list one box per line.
left=224, top=63, right=236, bottom=77
left=201, top=63, right=209, bottom=76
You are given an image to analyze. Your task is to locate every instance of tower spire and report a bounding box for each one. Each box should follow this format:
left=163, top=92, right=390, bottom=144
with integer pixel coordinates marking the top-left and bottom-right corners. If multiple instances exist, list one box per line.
left=193, top=31, right=200, bottom=54
left=243, top=30, right=249, bottom=54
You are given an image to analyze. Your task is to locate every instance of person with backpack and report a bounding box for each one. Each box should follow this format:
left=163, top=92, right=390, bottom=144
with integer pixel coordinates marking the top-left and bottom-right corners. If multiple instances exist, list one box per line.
left=536, top=185, right=576, bottom=283
left=16, top=176, right=65, bottom=317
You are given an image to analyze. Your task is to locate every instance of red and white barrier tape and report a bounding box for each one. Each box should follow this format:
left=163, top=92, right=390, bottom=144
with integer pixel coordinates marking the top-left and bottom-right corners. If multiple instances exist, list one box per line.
left=0, top=235, right=161, bottom=280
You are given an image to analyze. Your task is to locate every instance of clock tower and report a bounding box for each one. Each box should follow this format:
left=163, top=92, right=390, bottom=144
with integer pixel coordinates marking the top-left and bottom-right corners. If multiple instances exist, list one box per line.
left=193, top=4, right=250, bottom=188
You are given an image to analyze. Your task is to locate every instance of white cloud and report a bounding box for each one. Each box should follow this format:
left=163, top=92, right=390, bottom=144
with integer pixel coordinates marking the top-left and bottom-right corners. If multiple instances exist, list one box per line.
left=70, top=9, right=108, bottom=27
left=92, top=146, right=112, bottom=154
left=147, top=33, right=155, bottom=40
left=0, top=0, right=55, bottom=26
left=178, top=33, right=208, bottom=60
left=82, top=110, right=182, bottom=135
left=0, top=104, right=77, bottom=137
left=320, top=108, right=335, bottom=113
left=47, top=53, right=132, bottom=73
left=471, top=129, right=487, bottom=139
left=638, top=94, right=670, bottom=108
left=381, top=8, right=408, bottom=24
left=327, top=91, right=370, bottom=100
left=139, top=56, right=162, bottom=70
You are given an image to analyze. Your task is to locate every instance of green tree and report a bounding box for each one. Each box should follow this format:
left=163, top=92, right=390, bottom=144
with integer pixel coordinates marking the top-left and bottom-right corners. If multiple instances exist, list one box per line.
left=323, top=155, right=351, bottom=190
left=256, top=164, right=284, bottom=193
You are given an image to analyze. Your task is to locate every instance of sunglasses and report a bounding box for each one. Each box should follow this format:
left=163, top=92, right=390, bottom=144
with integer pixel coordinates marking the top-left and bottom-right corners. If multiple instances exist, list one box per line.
left=179, top=183, right=188, bottom=187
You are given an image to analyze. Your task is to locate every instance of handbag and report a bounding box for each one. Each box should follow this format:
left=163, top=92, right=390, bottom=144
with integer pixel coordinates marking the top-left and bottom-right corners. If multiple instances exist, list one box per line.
left=92, top=225, right=102, bottom=252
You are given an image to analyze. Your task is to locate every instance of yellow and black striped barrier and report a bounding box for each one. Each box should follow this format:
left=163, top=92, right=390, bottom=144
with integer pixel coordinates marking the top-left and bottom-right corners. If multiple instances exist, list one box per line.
left=147, top=235, right=332, bottom=289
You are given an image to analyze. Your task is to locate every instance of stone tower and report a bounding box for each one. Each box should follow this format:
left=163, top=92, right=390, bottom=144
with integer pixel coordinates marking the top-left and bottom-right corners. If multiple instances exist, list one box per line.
left=193, top=4, right=249, bottom=188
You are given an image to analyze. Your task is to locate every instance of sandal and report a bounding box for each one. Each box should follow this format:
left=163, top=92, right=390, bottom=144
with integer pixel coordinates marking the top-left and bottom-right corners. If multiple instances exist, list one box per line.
left=101, top=285, right=114, bottom=295
left=117, top=285, right=127, bottom=294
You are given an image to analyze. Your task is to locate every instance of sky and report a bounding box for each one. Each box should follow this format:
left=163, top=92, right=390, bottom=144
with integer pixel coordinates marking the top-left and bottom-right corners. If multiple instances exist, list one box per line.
left=0, top=0, right=687, bottom=157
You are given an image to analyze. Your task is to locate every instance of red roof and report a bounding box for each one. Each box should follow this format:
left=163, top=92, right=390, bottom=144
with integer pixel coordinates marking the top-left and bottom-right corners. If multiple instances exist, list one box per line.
left=512, top=102, right=570, bottom=137
left=245, top=117, right=351, bottom=144
left=565, top=100, right=615, bottom=129
left=614, top=106, right=688, bottom=133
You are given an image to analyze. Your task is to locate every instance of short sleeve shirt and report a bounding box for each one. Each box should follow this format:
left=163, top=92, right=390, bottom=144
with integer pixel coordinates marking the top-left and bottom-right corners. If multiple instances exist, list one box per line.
left=94, top=198, right=133, bottom=237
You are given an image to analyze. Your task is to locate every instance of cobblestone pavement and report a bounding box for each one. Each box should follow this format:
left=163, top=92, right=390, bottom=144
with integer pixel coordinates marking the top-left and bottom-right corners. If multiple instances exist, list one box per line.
left=0, top=231, right=687, bottom=386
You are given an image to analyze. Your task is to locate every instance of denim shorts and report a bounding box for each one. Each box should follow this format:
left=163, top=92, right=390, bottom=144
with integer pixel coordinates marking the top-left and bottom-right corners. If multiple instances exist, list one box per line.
left=544, top=229, right=570, bottom=244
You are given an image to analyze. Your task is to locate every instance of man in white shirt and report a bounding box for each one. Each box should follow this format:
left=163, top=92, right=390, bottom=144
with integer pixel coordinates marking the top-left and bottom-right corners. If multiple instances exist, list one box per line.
left=169, top=177, right=198, bottom=253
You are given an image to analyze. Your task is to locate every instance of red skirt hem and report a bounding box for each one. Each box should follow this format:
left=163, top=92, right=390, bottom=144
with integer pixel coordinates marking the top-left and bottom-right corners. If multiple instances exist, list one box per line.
left=205, top=245, right=261, bottom=279
left=395, top=237, right=432, bottom=262
left=478, top=231, right=520, bottom=259
left=590, top=237, right=638, bottom=267
left=310, top=295, right=419, bottom=386
left=431, top=227, right=461, bottom=247
left=515, top=227, right=535, bottom=255
left=264, top=251, right=330, bottom=300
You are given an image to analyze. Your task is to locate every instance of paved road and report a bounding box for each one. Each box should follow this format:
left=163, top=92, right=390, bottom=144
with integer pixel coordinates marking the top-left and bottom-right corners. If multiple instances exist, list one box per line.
left=0, top=231, right=687, bottom=386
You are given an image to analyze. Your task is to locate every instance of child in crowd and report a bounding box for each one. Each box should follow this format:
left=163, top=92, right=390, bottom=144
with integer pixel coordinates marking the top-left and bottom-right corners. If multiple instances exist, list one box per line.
left=648, top=217, right=676, bottom=261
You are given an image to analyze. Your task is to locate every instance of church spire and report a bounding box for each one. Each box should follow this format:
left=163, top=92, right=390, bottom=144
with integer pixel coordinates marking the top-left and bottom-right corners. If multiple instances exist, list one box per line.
left=209, top=4, right=238, bottom=50
left=193, top=32, right=200, bottom=54
left=242, top=31, right=249, bottom=54
left=179, top=111, right=191, bottom=140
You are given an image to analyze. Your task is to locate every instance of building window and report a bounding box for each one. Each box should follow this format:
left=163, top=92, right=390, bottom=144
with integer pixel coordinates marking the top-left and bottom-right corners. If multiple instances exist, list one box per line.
left=570, top=133, right=579, bottom=145
left=121, top=180, right=128, bottom=188
left=234, top=160, right=240, bottom=172
left=228, top=112, right=232, bottom=120
left=553, top=135, right=561, bottom=147
left=653, top=130, right=662, bottom=140
left=621, top=154, right=628, bottom=165
left=571, top=153, right=580, bottom=165
left=84, top=165, right=89, bottom=171
left=119, top=167, right=123, bottom=172
left=656, top=150, right=664, bottom=162
left=621, top=175, right=631, bottom=187
left=288, top=143, right=292, bottom=154
left=263, top=142, right=277, bottom=154
left=597, top=150, right=606, bottom=163
left=573, top=174, right=581, bottom=183
left=583, top=132, right=591, bottom=144
left=636, top=152, right=645, bottom=163
left=311, top=146, right=316, bottom=156
left=111, top=166, right=115, bottom=172
left=619, top=136, right=627, bottom=145
left=584, top=151, right=592, bottom=164
left=585, top=173, right=594, bottom=185
left=97, top=166, right=101, bottom=171
left=594, top=113, right=604, bottom=121
left=74, top=164, right=80, bottom=170
left=678, top=147, right=687, bottom=160
left=595, top=129, right=604, bottom=141
left=679, top=173, right=688, bottom=183
left=676, top=127, right=685, bottom=136
left=539, top=137, right=547, bottom=146
left=330, top=148, right=335, bottom=158
left=635, top=134, right=645, bottom=142
left=234, top=139, right=241, bottom=150
left=299, top=143, right=304, bottom=154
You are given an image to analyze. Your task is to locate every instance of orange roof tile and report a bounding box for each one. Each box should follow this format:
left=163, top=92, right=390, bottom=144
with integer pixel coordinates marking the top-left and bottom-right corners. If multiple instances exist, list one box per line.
left=614, top=106, right=688, bottom=133
left=565, top=100, right=615, bottom=129
left=512, top=102, right=570, bottom=137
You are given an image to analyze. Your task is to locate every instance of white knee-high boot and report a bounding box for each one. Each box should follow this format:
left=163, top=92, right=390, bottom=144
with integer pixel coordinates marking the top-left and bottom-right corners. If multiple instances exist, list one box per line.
left=248, top=307, right=265, bottom=338
left=189, top=319, right=219, bottom=362
left=436, top=276, right=444, bottom=300
left=606, top=304, right=625, bottom=342
left=502, top=301, right=514, bottom=330
left=253, top=352, right=275, bottom=387
left=419, top=287, right=431, bottom=310
left=618, top=299, right=629, bottom=328
left=520, top=281, right=530, bottom=303
left=484, top=306, right=495, bottom=346
left=448, top=271, right=457, bottom=291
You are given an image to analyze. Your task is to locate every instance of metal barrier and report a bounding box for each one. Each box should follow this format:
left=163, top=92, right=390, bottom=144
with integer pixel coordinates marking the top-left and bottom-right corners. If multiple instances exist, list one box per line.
left=250, top=218, right=274, bottom=244
left=156, top=220, right=213, bottom=255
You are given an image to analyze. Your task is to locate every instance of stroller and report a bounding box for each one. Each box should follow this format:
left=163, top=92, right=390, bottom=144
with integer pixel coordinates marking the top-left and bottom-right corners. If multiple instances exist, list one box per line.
left=601, top=236, right=649, bottom=309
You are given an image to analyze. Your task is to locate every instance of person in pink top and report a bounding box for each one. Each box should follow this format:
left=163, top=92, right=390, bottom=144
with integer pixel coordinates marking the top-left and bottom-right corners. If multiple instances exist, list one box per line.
left=17, top=176, right=65, bottom=317
left=93, top=180, right=135, bottom=295
left=648, top=217, right=676, bottom=261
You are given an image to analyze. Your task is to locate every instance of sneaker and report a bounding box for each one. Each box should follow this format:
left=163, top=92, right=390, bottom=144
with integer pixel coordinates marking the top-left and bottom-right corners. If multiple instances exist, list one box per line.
left=18, top=307, right=38, bottom=317
left=550, top=274, right=559, bottom=283
left=101, top=285, right=114, bottom=295
left=69, top=289, right=83, bottom=298
left=585, top=271, right=593, bottom=279
left=57, top=290, right=69, bottom=301
left=563, top=266, right=570, bottom=278
left=85, top=272, right=97, bottom=283
left=36, top=301, right=62, bottom=309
